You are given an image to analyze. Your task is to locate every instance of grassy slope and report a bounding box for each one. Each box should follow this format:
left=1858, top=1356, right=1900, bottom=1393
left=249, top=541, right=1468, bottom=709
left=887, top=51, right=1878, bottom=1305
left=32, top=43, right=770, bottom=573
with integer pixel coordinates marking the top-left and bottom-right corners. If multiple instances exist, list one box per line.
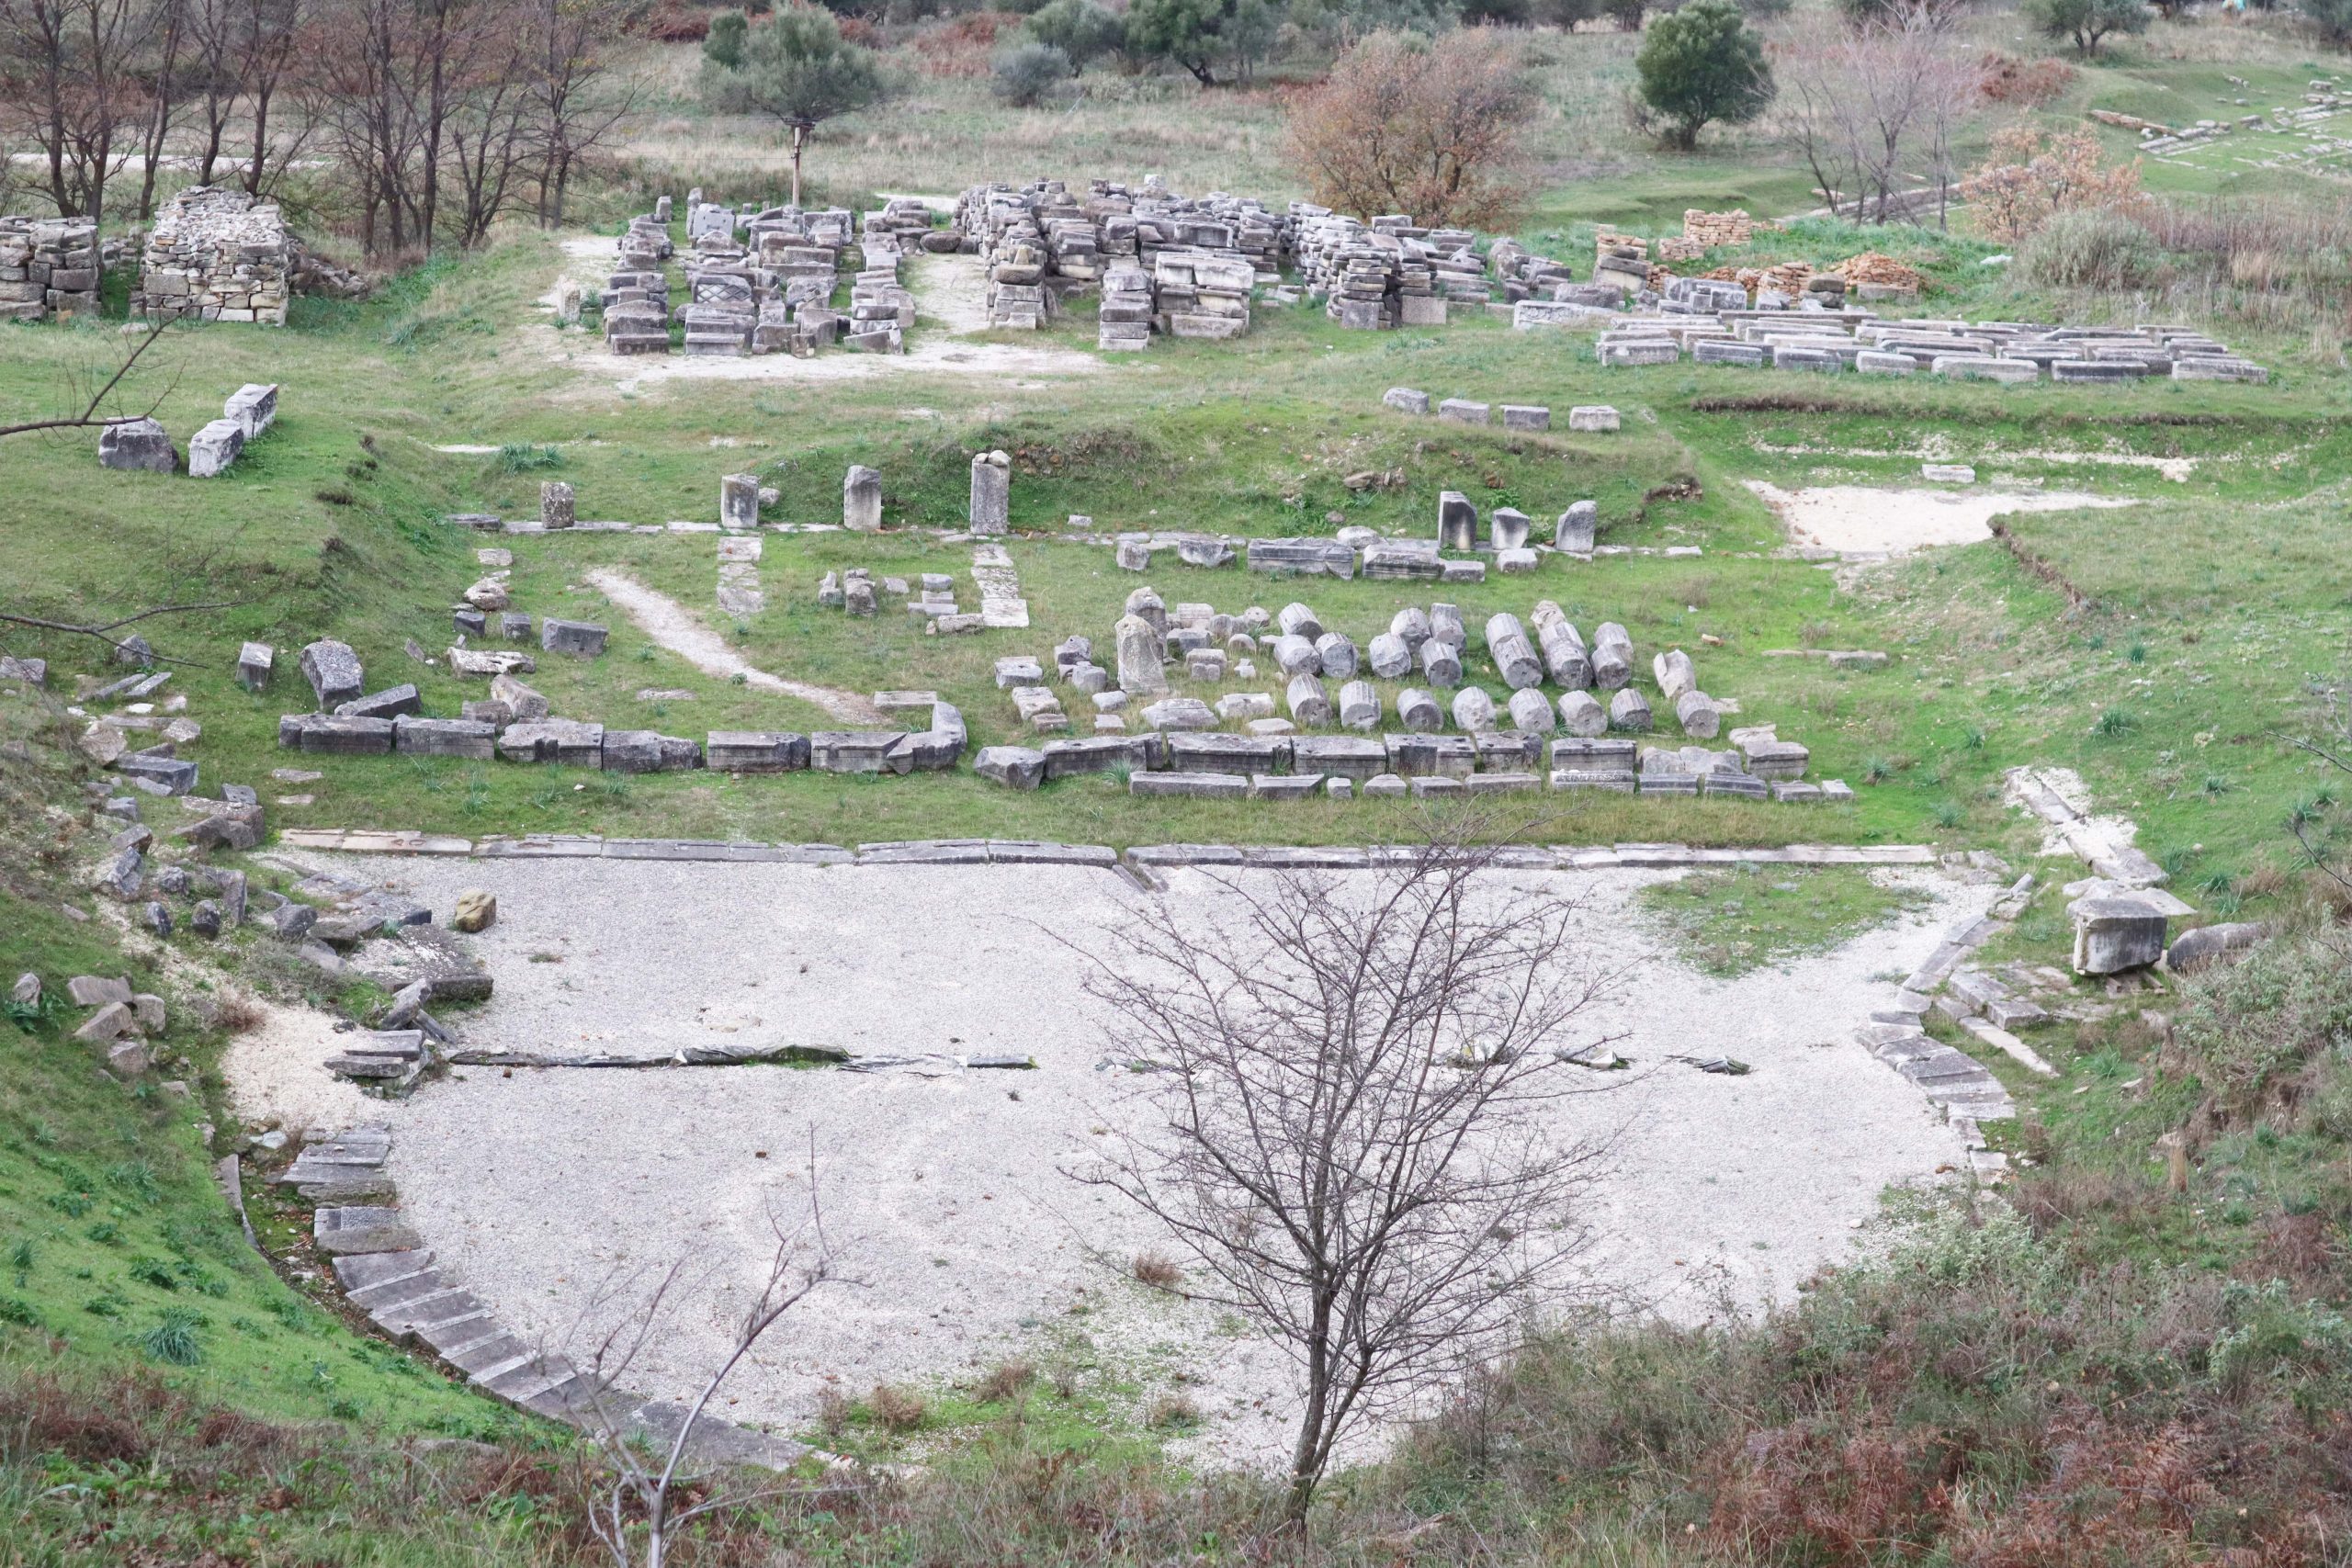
left=4, top=13, right=2351, bottom=1560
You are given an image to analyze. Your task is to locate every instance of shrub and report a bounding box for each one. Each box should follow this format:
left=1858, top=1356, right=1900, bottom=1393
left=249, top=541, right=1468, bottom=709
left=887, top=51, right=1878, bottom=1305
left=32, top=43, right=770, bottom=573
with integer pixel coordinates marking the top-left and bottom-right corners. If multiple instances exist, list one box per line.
left=1286, top=29, right=1536, bottom=229
left=2306, top=0, right=2352, bottom=43
left=868, top=1382, right=928, bottom=1430
left=1604, top=0, right=1645, bottom=24
left=1962, top=123, right=2144, bottom=244
left=910, top=10, right=1022, bottom=75
left=1979, top=50, right=2075, bottom=103
left=1132, top=1251, right=1183, bottom=1288
left=1023, top=0, right=1124, bottom=68
left=2017, top=207, right=2163, bottom=288
left=992, top=40, right=1072, bottom=103
left=1635, top=0, right=1773, bottom=150
left=703, top=9, right=749, bottom=68
left=2172, top=926, right=2352, bottom=1122
left=2020, top=0, right=2149, bottom=55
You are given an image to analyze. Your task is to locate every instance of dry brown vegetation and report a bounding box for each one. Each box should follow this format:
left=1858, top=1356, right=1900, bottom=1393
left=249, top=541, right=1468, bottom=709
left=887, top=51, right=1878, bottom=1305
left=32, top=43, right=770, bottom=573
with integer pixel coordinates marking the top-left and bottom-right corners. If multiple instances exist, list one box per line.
left=1285, top=28, right=1537, bottom=231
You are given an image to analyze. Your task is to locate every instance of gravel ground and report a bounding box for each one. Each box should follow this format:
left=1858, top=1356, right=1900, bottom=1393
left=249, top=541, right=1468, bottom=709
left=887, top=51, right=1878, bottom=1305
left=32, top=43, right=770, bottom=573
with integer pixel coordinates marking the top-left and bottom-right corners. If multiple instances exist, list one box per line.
left=256, top=852, right=1988, bottom=1471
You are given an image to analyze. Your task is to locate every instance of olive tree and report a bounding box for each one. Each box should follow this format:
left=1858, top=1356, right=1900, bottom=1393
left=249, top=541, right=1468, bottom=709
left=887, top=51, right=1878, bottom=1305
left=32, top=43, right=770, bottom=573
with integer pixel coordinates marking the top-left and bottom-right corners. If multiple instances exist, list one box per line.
left=1634, top=0, right=1774, bottom=150
left=702, top=6, right=894, bottom=205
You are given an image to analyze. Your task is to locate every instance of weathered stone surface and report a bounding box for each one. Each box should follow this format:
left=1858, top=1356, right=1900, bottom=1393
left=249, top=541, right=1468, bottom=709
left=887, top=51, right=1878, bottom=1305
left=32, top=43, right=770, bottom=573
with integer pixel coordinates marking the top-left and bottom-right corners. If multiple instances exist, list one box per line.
left=1589, top=625, right=1632, bottom=690
left=1339, top=680, right=1380, bottom=729
left=1567, top=406, right=1620, bottom=433
left=720, top=472, right=760, bottom=530
left=706, top=730, right=809, bottom=772
left=1382, top=387, right=1430, bottom=414
left=497, top=718, right=604, bottom=767
left=1451, top=686, right=1498, bottom=732
left=99, top=417, right=178, bottom=472
left=452, top=889, right=497, bottom=931
left=539, top=619, right=607, bottom=656
left=1485, top=614, right=1544, bottom=691
left=187, top=419, right=244, bottom=477
left=1607, top=687, right=1652, bottom=732
left=489, top=672, right=549, bottom=721
left=1396, top=687, right=1443, bottom=732
left=236, top=641, right=273, bottom=692
left=968, top=449, right=1011, bottom=534
left=335, top=683, right=421, bottom=720
left=1041, top=735, right=1148, bottom=780
left=1286, top=674, right=1331, bottom=726
left=1508, top=687, right=1555, bottom=733
left=1139, top=697, right=1216, bottom=731
left=282, top=714, right=393, bottom=755
left=300, top=639, right=364, bottom=709
left=2166, top=920, right=2266, bottom=972
left=809, top=730, right=904, bottom=773
left=1419, top=637, right=1463, bottom=688
left=1314, top=633, right=1358, bottom=680
left=2070, top=886, right=2196, bottom=975
left=1673, top=689, right=1721, bottom=739
left=842, top=464, right=882, bottom=532
left=974, top=746, right=1047, bottom=789
left=540, top=480, right=574, bottom=529
left=1114, top=614, right=1168, bottom=694
left=1130, top=771, right=1246, bottom=799
left=1555, top=500, right=1598, bottom=554
left=1437, top=491, right=1477, bottom=551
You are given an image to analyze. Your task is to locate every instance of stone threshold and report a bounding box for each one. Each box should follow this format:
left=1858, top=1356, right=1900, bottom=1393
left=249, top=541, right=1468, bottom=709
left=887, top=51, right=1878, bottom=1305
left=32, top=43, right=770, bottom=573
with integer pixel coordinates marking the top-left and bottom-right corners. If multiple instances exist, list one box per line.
left=279, top=827, right=1935, bottom=871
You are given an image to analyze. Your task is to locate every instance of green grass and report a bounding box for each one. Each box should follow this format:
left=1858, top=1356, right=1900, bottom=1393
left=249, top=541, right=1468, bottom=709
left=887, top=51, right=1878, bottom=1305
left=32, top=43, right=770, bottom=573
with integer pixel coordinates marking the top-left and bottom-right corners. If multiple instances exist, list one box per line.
left=1638, top=863, right=1934, bottom=976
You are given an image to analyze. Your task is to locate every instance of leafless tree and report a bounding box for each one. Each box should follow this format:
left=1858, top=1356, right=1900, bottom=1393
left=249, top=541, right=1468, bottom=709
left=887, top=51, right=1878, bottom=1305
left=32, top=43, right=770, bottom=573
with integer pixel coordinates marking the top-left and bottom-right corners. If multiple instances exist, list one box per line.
left=1776, top=0, right=1982, bottom=226
left=129, top=0, right=182, bottom=220
left=1076, top=825, right=1624, bottom=1522
left=0, top=0, right=158, bottom=218
left=571, top=1172, right=835, bottom=1568
left=184, top=0, right=311, bottom=193
left=524, top=0, right=634, bottom=229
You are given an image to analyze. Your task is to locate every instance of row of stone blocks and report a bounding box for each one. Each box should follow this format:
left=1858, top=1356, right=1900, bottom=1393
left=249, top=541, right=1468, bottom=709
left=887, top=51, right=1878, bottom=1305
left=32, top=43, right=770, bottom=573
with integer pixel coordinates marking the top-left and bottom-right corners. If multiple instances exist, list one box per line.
left=276, top=713, right=969, bottom=775
left=974, top=730, right=1827, bottom=793
left=96, top=382, right=278, bottom=476
left=1124, top=769, right=1842, bottom=802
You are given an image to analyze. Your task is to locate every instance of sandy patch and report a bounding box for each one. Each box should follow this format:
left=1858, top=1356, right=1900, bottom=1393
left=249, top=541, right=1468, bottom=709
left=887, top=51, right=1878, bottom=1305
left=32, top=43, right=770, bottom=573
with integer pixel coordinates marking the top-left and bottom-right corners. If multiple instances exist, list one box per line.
left=582, top=567, right=883, bottom=724
left=220, top=997, right=379, bottom=1133
left=1747, top=480, right=2139, bottom=555
left=243, top=854, right=1984, bottom=1473
left=589, top=335, right=1105, bottom=393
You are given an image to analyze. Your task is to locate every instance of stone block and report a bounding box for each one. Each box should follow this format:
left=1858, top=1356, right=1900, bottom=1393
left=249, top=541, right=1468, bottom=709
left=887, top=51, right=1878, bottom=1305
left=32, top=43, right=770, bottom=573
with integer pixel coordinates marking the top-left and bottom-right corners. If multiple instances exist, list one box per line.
left=335, top=683, right=421, bottom=721
left=187, top=418, right=244, bottom=477
left=1382, top=387, right=1430, bottom=414
left=394, top=716, right=495, bottom=760
left=497, top=718, right=604, bottom=767
left=1567, top=406, right=1619, bottom=433
left=1131, top=771, right=1246, bottom=799
left=968, top=449, right=1011, bottom=534
left=236, top=641, right=273, bottom=692
left=974, top=746, right=1046, bottom=789
left=98, top=416, right=176, bottom=472
left=843, top=464, right=882, bottom=531
left=300, top=639, right=364, bottom=708
left=1499, top=404, right=1550, bottom=431
left=540, top=479, right=574, bottom=529
left=706, top=730, right=809, bottom=772
left=720, top=472, right=760, bottom=530
left=540, top=618, right=607, bottom=656
left=1438, top=399, right=1489, bottom=424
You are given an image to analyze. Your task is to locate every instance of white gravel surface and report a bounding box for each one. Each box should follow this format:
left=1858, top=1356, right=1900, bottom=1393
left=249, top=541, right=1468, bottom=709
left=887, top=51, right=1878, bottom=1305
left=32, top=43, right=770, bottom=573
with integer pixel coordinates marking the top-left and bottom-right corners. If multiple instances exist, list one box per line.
left=1746, top=479, right=2138, bottom=555
left=254, top=852, right=1987, bottom=1470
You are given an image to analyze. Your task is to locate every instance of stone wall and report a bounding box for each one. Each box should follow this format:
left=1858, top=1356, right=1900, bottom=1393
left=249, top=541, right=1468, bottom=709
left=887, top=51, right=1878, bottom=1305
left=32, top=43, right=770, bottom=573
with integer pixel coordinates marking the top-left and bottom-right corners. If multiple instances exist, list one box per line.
left=134, top=186, right=291, bottom=324
left=0, top=217, right=101, bottom=321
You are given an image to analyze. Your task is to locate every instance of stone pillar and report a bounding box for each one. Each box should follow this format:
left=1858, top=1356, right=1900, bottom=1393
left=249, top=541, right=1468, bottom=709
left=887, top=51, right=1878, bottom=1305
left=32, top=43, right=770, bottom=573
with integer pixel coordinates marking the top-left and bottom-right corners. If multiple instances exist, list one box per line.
left=1490, top=508, right=1531, bottom=552
left=1114, top=613, right=1167, bottom=695
left=720, top=473, right=760, bottom=531
left=968, top=450, right=1011, bottom=535
left=1438, top=491, right=1477, bottom=552
left=843, top=465, right=882, bottom=532
left=1556, top=501, right=1597, bottom=553
left=541, top=480, right=574, bottom=530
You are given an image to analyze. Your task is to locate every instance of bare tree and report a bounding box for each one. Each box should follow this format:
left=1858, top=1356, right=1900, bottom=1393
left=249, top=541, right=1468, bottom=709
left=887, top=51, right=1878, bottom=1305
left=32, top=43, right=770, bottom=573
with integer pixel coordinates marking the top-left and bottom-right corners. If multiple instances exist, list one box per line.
left=525, top=0, right=633, bottom=228
left=184, top=0, right=311, bottom=192
left=0, top=0, right=157, bottom=218
left=1077, top=826, right=1623, bottom=1522
left=1775, top=0, right=1982, bottom=226
left=572, top=1175, right=835, bottom=1568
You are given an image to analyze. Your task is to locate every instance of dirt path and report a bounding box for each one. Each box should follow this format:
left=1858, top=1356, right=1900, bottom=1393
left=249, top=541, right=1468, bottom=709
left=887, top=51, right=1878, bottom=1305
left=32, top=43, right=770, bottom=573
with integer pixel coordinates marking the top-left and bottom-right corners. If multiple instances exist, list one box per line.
left=582, top=568, right=884, bottom=725
left=913, top=253, right=992, bottom=334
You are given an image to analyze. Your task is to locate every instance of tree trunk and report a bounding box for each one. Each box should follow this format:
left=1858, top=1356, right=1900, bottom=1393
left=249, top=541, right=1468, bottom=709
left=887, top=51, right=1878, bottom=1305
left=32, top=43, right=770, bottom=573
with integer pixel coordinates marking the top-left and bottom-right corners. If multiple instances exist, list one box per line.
left=790, top=121, right=806, bottom=207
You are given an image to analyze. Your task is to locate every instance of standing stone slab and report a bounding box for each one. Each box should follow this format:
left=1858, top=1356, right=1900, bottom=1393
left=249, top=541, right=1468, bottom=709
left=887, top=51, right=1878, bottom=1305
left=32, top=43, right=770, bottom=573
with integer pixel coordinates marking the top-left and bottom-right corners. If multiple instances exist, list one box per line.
left=843, top=465, right=882, bottom=532
left=541, top=480, right=575, bottom=530
left=968, top=450, right=1011, bottom=535
left=1114, top=614, right=1167, bottom=695
left=719, top=473, right=760, bottom=531
left=1555, top=501, right=1598, bottom=554
left=1437, top=491, right=1477, bottom=552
